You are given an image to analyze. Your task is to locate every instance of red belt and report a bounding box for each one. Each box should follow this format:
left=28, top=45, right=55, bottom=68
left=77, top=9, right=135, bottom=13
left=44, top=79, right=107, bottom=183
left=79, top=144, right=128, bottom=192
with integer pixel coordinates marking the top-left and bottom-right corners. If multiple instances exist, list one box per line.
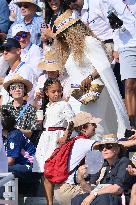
left=43, top=127, right=66, bottom=131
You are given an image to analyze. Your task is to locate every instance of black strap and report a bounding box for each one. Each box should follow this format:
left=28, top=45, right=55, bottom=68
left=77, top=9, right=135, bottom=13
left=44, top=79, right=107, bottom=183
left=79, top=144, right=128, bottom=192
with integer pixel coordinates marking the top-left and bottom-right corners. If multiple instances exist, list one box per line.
left=69, top=158, right=85, bottom=185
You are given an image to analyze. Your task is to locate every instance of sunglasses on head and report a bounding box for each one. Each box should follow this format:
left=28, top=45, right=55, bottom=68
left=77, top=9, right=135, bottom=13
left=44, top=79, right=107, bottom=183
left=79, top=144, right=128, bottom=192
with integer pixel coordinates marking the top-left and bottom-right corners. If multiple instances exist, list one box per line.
left=10, top=83, right=24, bottom=91
left=98, top=143, right=116, bottom=152
left=14, top=32, right=28, bottom=41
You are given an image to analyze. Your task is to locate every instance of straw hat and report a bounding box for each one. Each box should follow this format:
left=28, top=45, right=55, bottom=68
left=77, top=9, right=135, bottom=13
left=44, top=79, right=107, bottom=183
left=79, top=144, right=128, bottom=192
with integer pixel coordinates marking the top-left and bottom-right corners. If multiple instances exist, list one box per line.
left=93, top=134, right=124, bottom=150
left=72, top=112, right=101, bottom=128
left=3, top=74, right=33, bottom=93
left=38, top=50, right=63, bottom=71
left=14, top=0, right=42, bottom=12
left=54, top=9, right=80, bottom=36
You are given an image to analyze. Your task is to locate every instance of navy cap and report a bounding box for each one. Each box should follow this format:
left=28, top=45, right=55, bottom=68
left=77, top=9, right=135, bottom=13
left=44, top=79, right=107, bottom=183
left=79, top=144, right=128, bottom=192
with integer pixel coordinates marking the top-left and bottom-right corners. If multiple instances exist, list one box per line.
left=2, top=38, right=21, bottom=49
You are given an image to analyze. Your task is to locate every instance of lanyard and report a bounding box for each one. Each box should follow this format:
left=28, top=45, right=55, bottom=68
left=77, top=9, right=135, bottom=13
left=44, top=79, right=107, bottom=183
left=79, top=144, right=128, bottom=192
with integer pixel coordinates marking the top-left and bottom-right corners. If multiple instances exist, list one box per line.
left=27, top=42, right=33, bottom=51
left=14, top=62, right=25, bottom=74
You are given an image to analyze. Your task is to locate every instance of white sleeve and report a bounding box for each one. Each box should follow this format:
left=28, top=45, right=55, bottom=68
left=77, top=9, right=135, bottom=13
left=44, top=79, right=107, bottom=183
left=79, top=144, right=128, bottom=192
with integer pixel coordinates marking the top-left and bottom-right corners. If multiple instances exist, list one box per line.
left=85, top=36, right=111, bottom=73
left=63, top=102, right=75, bottom=123
left=112, top=30, right=119, bottom=52
left=30, top=47, right=43, bottom=77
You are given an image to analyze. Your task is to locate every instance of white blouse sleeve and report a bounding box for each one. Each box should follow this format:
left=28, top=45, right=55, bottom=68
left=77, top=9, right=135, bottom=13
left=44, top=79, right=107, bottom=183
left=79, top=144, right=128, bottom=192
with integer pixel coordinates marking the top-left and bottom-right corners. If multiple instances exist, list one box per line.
left=62, top=102, right=75, bottom=123
left=85, top=36, right=111, bottom=74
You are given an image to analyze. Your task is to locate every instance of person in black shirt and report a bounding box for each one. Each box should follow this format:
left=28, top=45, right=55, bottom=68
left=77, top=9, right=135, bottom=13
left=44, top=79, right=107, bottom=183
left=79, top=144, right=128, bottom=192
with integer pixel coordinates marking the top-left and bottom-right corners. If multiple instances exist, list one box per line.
left=41, top=0, right=68, bottom=45
left=72, top=134, right=136, bottom=205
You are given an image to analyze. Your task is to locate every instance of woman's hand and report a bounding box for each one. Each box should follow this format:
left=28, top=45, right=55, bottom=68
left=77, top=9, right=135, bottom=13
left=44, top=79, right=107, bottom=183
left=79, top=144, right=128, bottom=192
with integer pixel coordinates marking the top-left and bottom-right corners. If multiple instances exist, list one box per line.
left=80, top=77, right=92, bottom=91
left=35, top=91, right=44, bottom=101
left=41, top=24, right=55, bottom=41
left=128, top=130, right=136, bottom=140
left=78, top=165, right=87, bottom=182
left=81, top=194, right=96, bottom=205
left=113, top=51, right=119, bottom=62
left=127, top=165, right=136, bottom=176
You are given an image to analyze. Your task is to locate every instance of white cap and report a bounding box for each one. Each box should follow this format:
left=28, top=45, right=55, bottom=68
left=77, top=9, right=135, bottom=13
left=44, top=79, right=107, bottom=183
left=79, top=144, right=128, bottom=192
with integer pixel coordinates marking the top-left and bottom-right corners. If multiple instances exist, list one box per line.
left=11, top=24, right=29, bottom=37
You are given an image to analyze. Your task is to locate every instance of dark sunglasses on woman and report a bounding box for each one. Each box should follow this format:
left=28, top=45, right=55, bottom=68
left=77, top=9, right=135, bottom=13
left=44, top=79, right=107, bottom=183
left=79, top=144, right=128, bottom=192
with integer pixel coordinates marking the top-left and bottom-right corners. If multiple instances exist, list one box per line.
left=14, top=32, right=28, bottom=41
left=98, top=143, right=116, bottom=152
left=18, top=3, right=32, bottom=9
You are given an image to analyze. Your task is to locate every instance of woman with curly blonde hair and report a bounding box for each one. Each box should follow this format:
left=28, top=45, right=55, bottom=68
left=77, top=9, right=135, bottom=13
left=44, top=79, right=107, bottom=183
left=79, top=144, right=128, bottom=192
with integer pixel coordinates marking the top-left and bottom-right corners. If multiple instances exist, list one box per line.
left=53, top=10, right=130, bottom=139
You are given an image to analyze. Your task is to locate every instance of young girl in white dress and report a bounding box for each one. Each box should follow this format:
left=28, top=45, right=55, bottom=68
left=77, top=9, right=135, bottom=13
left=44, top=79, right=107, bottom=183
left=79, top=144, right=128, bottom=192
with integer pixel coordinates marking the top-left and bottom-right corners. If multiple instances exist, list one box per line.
left=33, top=78, right=75, bottom=173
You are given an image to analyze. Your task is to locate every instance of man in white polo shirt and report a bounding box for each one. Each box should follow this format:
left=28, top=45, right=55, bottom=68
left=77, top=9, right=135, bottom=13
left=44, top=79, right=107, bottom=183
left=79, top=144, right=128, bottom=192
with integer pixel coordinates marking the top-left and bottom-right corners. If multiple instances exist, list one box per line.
left=11, top=23, right=43, bottom=79
left=1, top=38, right=36, bottom=105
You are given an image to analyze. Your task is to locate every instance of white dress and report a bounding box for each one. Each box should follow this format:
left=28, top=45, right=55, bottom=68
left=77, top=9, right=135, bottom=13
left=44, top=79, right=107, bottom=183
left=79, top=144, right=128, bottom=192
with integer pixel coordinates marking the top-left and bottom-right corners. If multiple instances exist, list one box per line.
left=65, top=36, right=130, bottom=138
left=33, top=100, right=74, bottom=173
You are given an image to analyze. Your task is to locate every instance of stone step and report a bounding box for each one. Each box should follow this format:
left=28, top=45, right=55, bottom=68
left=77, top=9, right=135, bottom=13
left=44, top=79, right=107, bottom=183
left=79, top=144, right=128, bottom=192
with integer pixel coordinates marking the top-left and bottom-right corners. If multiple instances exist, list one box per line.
left=19, top=197, right=59, bottom=205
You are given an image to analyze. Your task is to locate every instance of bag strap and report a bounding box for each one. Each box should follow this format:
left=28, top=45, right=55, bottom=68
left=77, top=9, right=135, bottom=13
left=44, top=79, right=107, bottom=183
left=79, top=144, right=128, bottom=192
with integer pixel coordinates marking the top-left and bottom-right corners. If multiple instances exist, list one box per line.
left=69, top=157, right=85, bottom=176
left=16, top=103, right=29, bottom=122
left=96, top=167, right=107, bottom=185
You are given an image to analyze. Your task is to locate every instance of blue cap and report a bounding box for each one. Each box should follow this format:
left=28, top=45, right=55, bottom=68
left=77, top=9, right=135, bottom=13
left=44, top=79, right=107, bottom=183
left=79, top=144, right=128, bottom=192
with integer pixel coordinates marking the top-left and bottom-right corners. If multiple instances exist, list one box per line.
left=2, top=38, right=21, bottom=49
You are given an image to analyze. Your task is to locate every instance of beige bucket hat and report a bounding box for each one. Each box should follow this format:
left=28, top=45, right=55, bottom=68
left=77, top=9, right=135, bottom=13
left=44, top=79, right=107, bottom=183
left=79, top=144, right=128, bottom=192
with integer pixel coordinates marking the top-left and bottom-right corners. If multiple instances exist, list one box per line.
left=72, top=112, right=102, bottom=128
left=3, top=74, right=33, bottom=93
left=15, top=0, right=42, bottom=12
left=38, top=50, right=63, bottom=71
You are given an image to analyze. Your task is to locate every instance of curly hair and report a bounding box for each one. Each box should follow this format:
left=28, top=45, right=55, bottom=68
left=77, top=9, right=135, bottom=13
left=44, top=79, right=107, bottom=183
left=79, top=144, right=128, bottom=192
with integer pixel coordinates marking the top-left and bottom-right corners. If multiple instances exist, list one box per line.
left=54, top=20, right=95, bottom=66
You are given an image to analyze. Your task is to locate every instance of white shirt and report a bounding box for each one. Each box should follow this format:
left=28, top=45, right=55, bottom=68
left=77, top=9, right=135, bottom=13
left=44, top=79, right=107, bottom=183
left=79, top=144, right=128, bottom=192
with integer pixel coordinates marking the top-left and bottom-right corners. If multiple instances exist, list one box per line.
left=0, top=55, right=9, bottom=77
left=2, top=62, right=36, bottom=105
left=43, top=100, right=74, bottom=129
left=105, top=0, right=136, bottom=49
left=66, top=138, right=95, bottom=184
left=73, top=0, right=113, bottom=41
left=21, top=43, right=43, bottom=78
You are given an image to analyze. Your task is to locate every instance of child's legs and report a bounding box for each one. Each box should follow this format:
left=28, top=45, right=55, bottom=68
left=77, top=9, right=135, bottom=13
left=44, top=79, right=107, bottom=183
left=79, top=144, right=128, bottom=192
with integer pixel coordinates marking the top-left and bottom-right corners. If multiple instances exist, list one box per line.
left=44, top=177, right=54, bottom=205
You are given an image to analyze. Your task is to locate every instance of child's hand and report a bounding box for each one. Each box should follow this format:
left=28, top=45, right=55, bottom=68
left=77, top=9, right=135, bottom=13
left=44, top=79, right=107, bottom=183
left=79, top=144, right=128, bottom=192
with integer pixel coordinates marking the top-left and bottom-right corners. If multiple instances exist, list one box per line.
left=127, top=165, right=136, bottom=176
left=57, top=137, right=67, bottom=145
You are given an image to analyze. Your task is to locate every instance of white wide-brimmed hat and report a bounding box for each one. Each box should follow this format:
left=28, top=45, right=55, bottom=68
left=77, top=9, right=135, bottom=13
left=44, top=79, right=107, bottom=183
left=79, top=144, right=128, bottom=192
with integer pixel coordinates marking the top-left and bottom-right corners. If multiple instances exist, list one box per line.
left=14, top=0, right=42, bottom=12
left=72, top=112, right=102, bottom=128
left=38, top=50, right=63, bottom=71
left=11, top=24, right=29, bottom=37
left=3, top=74, right=33, bottom=93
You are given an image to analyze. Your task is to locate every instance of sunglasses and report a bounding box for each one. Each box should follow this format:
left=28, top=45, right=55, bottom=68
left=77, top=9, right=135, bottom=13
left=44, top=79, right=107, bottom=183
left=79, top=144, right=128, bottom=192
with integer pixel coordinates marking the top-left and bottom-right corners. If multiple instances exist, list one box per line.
left=91, top=123, right=97, bottom=128
left=14, top=32, right=28, bottom=41
left=68, top=0, right=77, bottom=3
left=10, top=84, right=24, bottom=91
left=18, top=3, right=32, bottom=9
left=98, top=143, right=116, bottom=152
